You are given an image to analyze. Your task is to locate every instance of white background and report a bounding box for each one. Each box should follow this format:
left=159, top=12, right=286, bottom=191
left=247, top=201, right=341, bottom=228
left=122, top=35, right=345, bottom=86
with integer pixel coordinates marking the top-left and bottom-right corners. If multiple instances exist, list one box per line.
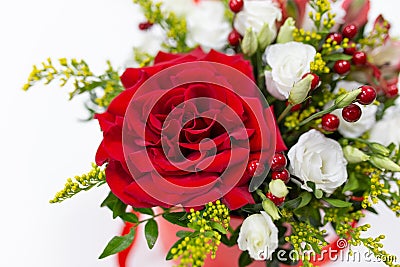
left=0, top=0, right=399, bottom=266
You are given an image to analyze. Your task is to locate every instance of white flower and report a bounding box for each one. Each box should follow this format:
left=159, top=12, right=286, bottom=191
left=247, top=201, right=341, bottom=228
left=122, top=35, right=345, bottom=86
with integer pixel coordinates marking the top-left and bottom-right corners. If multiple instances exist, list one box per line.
left=264, top=42, right=316, bottom=100
left=234, top=0, right=282, bottom=38
left=288, top=130, right=348, bottom=194
left=301, top=0, right=346, bottom=32
left=186, top=1, right=231, bottom=50
left=238, top=211, right=278, bottom=261
left=330, top=81, right=378, bottom=138
left=369, top=102, right=400, bottom=147
left=159, top=0, right=193, bottom=16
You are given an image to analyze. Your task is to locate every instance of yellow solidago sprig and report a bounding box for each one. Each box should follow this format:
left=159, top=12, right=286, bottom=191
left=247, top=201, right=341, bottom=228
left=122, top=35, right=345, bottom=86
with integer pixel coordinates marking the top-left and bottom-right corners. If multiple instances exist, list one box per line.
left=133, top=0, right=190, bottom=53
left=308, top=0, right=336, bottom=31
left=284, top=221, right=328, bottom=264
left=310, top=52, right=330, bottom=74
left=324, top=206, right=399, bottom=267
left=50, top=163, right=105, bottom=203
left=167, top=201, right=230, bottom=267
left=24, top=58, right=123, bottom=111
left=293, top=28, right=322, bottom=47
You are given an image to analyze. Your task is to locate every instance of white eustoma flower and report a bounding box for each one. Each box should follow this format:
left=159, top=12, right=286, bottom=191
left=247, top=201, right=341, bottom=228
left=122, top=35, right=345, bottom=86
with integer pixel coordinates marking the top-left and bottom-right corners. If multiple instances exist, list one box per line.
left=264, top=42, right=316, bottom=100
left=186, top=1, right=231, bottom=50
left=234, top=0, right=282, bottom=37
left=301, top=0, right=346, bottom=32
left=288, top=129, right=348, bottom=194
left=238, top=211, right=278, bottom=261
left=369, top=98, right=400, bottom=147
left=330, top=81, right=378, bottom=138
left=159, top=0, right=193, bottom=16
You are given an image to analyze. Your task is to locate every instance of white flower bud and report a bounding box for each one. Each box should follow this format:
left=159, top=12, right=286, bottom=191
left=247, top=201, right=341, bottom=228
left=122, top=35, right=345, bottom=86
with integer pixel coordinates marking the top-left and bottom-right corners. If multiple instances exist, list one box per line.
left=262, top=199, right=281, bottom=220
left=343, top=146, right=370, bottom=163
left=277, top=17, right=296, bottom=44
left=241, top=28, right=258, bottom=56
left=269, top=179, right=289, bottom=198
left=288, top=74, right=313, bottom=105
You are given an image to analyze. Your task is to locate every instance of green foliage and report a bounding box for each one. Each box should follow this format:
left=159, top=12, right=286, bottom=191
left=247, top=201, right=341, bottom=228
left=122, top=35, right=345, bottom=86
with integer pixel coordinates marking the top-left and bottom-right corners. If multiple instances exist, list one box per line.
left=144, top=219, right=159, bottom=249
left=99, top=227, right=136, bottom=259
left=238, top=251, right=253, bottom=267
left=24, top=58, right=123, bottom=117
left=167, top=201, right=230, bottom=267
left=50, top=163, right=106, bottom=203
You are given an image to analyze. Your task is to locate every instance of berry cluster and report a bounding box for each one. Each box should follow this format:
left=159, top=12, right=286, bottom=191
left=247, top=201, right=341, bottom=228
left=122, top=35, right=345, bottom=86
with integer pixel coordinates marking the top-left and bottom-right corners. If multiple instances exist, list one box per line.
left=227, top=0, right=244, bottom=46
left=328, top=24, right=368, bottom=74
left=322, top=85, right=377, bottom=132
left=268, top=152, right=289, bottom=206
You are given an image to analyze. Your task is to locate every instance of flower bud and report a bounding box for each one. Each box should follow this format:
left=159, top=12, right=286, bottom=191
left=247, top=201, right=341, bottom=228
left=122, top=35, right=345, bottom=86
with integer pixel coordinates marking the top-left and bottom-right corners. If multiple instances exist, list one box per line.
left=262, top=199, right=281, bottom=220
left=288, top=74, right=313, bottom=105
left=269, top=179, right=289, bottom=198
left=241, top=28, right=258, bottom=56
left=334, top=89, right=362, bottom=108
left=369, top=156, right=400, bottom=172
left=277, top=17, right=296, bottom=44
left=258, top=23, right=274, bottom=50
left=369, top=142, right=390, bottom=157
left=343, top=146, right=370, bottom=163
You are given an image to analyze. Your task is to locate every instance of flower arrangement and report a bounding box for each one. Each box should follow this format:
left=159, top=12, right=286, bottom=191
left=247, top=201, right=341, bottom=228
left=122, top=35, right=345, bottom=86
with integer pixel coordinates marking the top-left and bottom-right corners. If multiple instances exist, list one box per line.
left=24, top=0, right=400, bottom=266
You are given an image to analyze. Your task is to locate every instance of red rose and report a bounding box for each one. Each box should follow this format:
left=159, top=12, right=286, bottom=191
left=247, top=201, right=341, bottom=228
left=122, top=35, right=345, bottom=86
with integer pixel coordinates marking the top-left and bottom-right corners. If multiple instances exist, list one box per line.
left=95, top=48, right=286, bottom=210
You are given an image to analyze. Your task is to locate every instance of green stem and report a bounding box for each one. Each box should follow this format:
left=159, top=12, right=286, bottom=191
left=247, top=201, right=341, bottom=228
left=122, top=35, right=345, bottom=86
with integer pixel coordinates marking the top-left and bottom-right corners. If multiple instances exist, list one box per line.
left=136, top=207, right=182, bottom=225
left=297, top=105, right=337, bottom=127
left=277, top=104, right=293, bottom=124
left=256, top=189, right=267, bottom=201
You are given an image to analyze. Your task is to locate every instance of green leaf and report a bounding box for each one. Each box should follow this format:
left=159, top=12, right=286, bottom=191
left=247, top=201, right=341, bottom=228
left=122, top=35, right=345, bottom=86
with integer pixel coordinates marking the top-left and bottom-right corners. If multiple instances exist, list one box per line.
left=324, top=54, right=353, bottom=61
left=283, top=197, right=302, bottom=209
left=176, top=230, right=193, bottom=238
left=99, top=227, right=135, bottom=259
left=162, top=212, right=189, bottom=227
left=210, top=221, right=227, bottom=234
left=296, top=192, right=313, bottom=210
left=323, top=198, right=352, bottom=208
left=101, top=191, right=118, bottom=209
left=120, top=213, right=139, bottom=224
left=144, top=219, right=159, bottom=249
left=166, top=238, right=184, bottom=260
left=100, top=192, right=127, bottom=219
left=113, top=200, right=127, bottom=219
left=239, top=251, right=253, bottom=267
left=241, top=203, right=263, bottom=214
left=342, top=172, right=359, bottom=193
left=134, top=208, right=154, bottom=216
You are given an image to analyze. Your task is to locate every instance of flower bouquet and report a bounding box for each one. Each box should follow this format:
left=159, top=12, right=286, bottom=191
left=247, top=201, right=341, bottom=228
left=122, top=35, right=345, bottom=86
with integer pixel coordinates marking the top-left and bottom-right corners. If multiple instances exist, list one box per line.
left=24, top=0, right=400, bottom=266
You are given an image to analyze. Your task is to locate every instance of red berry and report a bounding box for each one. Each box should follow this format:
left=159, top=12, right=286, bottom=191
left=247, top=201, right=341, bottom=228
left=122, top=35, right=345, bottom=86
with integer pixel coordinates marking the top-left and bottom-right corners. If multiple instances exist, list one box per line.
left=386, top=84, right=399, bottom=98
left=326, top=32, right=343, bottom=44
left=342, top=104, right=362, bottom=122
left=138, top=21, right=153, bottom=30
left=333, top=60, right=351, bottom=74
left=344, top=42, right=357, bottom=55
left=286, top=101, right=302, bottom=111
left=342, top=24, right=358, bottom=39
left=246, top=160, right=265, bottom=177
left=228, top=29, right=241, bottom=46
left=302, top=72, right=320, bottom=90
left=266, top=192, right=285, bottom=206
left=229, top=0, right=244, bottom=13
left=322, top=114, right=340, bottom=132
left=272, top=169, right=290, bottom=184
left=357, top=85, right=377, bottom=105
left=352, top=51, right=367, bottom=66
left=271, top=153, right=287, bottom=172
